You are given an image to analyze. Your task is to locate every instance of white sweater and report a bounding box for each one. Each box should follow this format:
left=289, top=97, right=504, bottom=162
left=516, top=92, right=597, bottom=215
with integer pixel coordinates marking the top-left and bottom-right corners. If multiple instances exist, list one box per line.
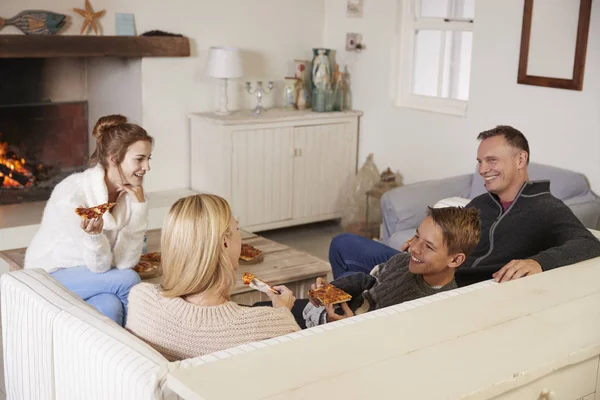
left=24, top=165, right=148, bottom=273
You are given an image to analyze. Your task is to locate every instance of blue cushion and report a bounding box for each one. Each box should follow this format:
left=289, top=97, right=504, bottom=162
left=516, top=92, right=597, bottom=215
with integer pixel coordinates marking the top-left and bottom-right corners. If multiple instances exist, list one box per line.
left=468, top=163, right=591, bottom=200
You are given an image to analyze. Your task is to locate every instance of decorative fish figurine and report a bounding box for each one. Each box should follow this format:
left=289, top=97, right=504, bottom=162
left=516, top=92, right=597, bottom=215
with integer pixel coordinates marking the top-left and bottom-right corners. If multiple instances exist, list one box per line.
left=0, top=10, right=67, bottom=35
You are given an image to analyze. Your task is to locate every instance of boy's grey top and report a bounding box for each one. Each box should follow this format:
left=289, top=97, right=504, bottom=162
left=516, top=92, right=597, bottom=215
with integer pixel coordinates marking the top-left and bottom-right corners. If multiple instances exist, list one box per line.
left=303, top=253, right=457, bottom=327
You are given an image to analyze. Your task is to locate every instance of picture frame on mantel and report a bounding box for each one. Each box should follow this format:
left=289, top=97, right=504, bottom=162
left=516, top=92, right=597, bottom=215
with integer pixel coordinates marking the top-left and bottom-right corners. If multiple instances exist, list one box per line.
left=517, top=0, right=592, bottom=91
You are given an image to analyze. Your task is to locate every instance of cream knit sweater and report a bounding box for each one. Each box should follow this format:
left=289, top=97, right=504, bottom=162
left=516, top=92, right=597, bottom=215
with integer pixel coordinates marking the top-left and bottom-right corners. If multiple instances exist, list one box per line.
left=24, top=164, right=148, bottom=273
left=126, top=283, right=301, bottom=361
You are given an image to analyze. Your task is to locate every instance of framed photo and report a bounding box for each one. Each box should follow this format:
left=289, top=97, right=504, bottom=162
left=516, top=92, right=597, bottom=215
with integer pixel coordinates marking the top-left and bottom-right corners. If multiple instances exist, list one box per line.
left=347, top=0, right=364, bottom=18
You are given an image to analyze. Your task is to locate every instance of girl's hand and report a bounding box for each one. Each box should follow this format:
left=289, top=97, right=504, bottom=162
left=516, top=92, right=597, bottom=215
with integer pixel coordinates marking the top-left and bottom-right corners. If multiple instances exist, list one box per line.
left=118, top=184, right=145, bottom=203
left=80, top=216, right=103, bottom=235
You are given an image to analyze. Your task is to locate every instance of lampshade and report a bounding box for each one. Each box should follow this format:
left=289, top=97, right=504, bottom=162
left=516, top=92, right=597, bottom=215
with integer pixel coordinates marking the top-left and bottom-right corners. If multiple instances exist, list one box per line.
left=205, top=46, right=243, bottom=79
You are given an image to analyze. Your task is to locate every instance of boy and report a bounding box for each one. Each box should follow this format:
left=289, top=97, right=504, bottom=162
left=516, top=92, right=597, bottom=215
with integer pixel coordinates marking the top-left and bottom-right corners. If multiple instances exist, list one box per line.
left=303, top=206, right=481, bottom=326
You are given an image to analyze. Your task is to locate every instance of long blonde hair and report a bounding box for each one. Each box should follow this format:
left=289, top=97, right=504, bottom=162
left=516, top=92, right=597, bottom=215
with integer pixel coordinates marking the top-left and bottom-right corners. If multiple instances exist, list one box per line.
left=160, top=194, right=236, bottom=298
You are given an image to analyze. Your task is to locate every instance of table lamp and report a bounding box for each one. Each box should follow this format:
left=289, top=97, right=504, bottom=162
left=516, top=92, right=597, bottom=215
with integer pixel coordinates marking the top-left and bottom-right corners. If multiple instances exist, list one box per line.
left=205, top=46, right=243, bottom=115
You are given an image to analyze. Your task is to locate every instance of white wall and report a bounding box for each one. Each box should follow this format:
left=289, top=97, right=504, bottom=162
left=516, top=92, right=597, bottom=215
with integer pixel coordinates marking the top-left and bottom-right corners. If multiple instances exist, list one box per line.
left=324, top=0, right=600, bottom=192
left=2, top=0, right=325, bottom=192
left=87, top=58, right=143, bottom=155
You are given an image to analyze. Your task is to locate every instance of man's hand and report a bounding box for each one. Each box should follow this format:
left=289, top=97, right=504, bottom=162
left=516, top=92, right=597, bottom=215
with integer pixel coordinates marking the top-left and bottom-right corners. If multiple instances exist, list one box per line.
left=308, top=277, right=328, bottom=306
left=325, top=302, right=354, bottom=322
left=493, top=259, right=543, bottom=283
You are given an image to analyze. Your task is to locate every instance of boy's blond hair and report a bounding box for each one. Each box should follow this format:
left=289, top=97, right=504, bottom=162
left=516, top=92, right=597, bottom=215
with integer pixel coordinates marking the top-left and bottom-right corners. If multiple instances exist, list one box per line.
left=427, top=206, right=481, bottom=255
left=160, top=194, right=236, bottom=299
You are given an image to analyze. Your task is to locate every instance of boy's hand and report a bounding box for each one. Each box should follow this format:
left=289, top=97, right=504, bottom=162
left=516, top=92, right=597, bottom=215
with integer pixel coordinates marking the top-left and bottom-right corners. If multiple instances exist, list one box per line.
left=325, top=302, right=353, bottom=322
left=493, top=259, right=542, bottom=283
left=400, top=237, right=414, bottom=252
left=308, top=277, right=328, bottom=306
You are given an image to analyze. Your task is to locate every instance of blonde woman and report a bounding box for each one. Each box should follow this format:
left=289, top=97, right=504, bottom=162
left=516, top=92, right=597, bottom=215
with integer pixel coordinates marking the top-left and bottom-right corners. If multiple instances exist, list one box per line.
left=126, top=194, right=300, bottom=361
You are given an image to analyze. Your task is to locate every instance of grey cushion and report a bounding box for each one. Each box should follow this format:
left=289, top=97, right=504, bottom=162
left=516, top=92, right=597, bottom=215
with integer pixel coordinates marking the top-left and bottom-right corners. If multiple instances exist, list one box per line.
left=468, top=163, right=591, bottom=200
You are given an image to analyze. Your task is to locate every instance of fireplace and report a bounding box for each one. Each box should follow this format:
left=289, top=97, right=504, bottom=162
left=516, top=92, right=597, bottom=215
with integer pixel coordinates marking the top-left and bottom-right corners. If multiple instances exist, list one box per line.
left=0, top=101, right=89, bottom=205
left=0, top=57, right=89, bottom=205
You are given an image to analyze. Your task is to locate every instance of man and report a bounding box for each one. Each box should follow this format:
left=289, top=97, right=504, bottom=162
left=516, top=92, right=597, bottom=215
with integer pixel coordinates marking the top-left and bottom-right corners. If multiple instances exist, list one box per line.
left=303, top=206, right=481, bottom=326
left=330, top=126, right=600, bottom=286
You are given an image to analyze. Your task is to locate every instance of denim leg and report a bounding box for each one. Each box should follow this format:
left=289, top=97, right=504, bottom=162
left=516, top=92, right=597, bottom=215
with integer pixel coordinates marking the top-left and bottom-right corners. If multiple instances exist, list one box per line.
left=86, top=293, right=124, bottom=326
left=50, top=267, right=141, bottom=325
left=329, top=233, right=400, bottom=279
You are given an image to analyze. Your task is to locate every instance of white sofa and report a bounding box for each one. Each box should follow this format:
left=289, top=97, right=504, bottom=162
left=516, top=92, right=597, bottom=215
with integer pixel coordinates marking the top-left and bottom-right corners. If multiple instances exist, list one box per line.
left=1, top=268, right=500, bottom=399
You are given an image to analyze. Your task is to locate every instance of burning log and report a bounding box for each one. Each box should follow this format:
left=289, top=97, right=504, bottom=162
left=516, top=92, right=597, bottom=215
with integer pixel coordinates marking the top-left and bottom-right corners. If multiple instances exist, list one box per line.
left=0, top=164, right=29, bottom=186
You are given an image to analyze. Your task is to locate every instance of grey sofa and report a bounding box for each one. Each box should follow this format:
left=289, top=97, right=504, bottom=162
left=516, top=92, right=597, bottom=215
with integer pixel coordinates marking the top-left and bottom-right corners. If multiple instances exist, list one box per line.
left=380, top=163, right=600, bottom=250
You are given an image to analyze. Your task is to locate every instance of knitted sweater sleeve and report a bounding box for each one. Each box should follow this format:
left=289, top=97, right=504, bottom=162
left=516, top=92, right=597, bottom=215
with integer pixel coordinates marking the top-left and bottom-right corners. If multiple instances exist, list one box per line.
left=529, top=200, right=600, bottom=270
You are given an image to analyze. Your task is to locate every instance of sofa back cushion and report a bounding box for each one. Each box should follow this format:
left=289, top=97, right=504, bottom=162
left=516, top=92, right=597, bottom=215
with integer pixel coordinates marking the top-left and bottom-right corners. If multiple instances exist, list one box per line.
left=53, top=308, right=170, bottom=400
left=1, top=269, right=171, bottom=400
left=468, top=162, right=591, bottom=200
left=1, top=269, right=64, bottom=400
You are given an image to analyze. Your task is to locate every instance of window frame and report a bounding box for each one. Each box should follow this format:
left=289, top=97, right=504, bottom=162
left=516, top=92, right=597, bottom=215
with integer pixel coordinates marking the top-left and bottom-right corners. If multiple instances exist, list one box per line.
left=394, top=0, right=474, bottom=117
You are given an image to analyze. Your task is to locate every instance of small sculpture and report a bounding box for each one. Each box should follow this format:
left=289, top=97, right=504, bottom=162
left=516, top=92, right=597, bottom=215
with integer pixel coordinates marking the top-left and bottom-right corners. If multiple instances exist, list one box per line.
left=73, top=0, right=106, bottom=35
left=312, top=48, right=331, bottom=90
left=0, top=10, right=67, bottom=35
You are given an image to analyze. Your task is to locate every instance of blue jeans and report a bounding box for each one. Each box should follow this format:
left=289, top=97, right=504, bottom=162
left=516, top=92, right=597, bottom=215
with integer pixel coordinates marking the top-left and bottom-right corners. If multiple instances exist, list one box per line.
left=50, top=267, right=141, bottom=327
left=329, top=233, right=400, bottom=279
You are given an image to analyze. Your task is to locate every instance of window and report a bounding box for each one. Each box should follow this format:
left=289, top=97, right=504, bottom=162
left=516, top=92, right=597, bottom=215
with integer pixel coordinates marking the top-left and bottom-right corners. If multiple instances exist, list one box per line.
left=395, top=0, right=475, bottom=116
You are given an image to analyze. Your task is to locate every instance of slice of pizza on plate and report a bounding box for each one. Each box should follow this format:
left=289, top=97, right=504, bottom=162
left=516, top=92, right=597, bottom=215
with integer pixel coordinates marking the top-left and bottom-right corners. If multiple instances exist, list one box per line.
left=239, top=243, right=264, bottom=264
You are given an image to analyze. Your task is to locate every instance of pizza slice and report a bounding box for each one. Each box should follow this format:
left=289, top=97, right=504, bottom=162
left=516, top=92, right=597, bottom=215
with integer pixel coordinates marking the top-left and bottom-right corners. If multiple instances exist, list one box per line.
left=308, top=284, right=352, bottom=306
left=140, top=252, right=161, bottom=263
left=239, top=244, right=263, bottom=262
left=242, top=272, right=279, bottom=294
left=75, top=202, right=117, bottom=219
left=133, top=260, right=156, bottom=274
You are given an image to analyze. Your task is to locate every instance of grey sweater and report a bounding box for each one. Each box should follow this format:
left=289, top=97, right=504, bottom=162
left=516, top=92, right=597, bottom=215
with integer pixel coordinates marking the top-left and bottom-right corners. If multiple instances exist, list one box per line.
left=335, top=252, right=457, bottom=311
left=303, top=253, right=457, bottom=326
left=458, top=181, right=600, bottom=286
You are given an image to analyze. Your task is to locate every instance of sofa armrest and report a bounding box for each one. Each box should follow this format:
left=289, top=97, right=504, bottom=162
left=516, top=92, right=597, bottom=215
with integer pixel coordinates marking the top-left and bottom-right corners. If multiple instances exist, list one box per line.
left=564, top=193, right=600, bottom=229
left=380, top=173, right=473, bottom=243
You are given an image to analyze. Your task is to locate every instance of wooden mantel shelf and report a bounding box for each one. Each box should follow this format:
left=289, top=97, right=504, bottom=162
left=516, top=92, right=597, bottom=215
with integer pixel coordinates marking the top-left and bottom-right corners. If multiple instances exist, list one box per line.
left=0, top=35, right=191, bottom=58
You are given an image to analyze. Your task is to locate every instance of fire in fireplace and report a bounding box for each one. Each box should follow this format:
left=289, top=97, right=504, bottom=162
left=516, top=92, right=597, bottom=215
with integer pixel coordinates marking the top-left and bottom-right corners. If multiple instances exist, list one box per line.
left=0, top=101, right=89, bottom=205
left=0, top=139, right=39, bottom=188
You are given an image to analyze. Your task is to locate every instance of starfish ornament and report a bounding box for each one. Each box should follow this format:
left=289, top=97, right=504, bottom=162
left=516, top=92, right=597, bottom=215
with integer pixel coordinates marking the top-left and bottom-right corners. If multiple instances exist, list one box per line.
left=73, top=0, right=105, bottom=35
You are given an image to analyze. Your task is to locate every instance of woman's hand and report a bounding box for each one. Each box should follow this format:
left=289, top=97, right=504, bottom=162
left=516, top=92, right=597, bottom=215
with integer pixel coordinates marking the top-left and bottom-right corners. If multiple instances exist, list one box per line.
left=118, top=184, right=145, bottom=203
left=267, top=285, right=296, bottom=310
left=80, top=216, right=103, bottom=235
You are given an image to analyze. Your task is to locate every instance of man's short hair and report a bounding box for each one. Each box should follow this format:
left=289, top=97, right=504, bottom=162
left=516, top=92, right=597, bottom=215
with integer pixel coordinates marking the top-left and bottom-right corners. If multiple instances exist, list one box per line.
left=477, top=125, right=530, bottom=164
left=427, top=206, right=481, bottom=256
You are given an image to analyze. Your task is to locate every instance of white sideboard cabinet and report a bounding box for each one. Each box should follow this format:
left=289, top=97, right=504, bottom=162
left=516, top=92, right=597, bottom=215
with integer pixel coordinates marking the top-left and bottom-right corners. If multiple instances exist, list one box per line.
left=189, top=109, right=361, bottom=232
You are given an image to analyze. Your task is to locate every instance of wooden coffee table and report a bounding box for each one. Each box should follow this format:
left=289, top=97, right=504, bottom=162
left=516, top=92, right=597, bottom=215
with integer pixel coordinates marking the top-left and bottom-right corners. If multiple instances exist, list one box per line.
left=0, top=229, right=331, bottom=304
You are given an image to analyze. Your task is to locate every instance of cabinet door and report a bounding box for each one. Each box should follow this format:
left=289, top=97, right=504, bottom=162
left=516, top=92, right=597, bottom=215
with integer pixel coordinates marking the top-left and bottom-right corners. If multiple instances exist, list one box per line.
left=231, top=127, right=294, bottom=228
left=292, top=123, right=357, bottom=219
